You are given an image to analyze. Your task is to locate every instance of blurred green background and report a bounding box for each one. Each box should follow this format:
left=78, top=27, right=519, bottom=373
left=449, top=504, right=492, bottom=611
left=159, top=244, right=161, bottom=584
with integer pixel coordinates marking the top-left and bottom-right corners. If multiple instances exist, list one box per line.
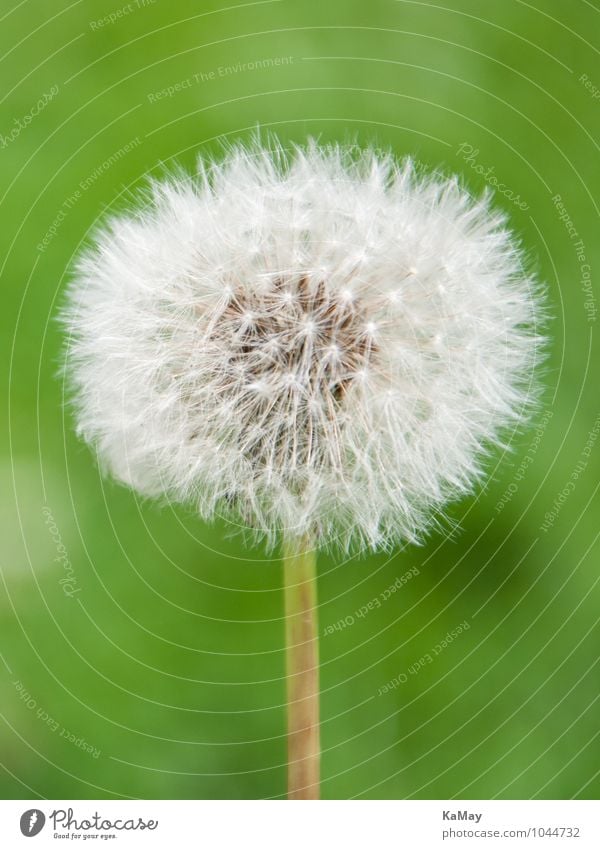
left=1, top=0, right=599, bottom=800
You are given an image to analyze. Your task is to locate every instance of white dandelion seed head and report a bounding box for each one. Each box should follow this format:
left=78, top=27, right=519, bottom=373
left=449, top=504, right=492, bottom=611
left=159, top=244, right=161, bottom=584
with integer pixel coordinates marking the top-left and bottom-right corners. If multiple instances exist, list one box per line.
left=62, top=139, right=545, bottom=551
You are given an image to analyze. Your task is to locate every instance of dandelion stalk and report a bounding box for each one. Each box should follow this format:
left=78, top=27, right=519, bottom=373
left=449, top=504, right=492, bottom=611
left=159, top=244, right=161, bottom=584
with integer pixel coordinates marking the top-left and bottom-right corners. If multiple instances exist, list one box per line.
left=282, top=533, right=320, bottom=800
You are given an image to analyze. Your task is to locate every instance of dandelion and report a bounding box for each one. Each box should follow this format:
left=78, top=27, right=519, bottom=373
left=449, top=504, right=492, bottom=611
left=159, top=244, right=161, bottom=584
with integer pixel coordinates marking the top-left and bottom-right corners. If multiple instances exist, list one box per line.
left=63, top=139, right=544, bottom=799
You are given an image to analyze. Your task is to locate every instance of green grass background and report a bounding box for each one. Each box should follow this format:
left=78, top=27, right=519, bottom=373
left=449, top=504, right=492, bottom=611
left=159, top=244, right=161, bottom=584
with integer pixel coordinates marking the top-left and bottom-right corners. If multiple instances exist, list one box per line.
left=1, top=0, right=599, bottom=799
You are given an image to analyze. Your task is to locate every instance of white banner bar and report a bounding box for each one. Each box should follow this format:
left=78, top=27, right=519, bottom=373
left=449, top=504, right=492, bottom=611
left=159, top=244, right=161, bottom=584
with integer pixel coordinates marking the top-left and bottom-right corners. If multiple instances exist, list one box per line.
left=0, top=800, right=598, bottom=847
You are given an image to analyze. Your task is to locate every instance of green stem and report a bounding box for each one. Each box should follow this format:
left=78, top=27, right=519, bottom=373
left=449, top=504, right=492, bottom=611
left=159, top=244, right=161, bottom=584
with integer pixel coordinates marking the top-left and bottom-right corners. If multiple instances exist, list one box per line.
left=282, top=533, right=320, bottom=800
